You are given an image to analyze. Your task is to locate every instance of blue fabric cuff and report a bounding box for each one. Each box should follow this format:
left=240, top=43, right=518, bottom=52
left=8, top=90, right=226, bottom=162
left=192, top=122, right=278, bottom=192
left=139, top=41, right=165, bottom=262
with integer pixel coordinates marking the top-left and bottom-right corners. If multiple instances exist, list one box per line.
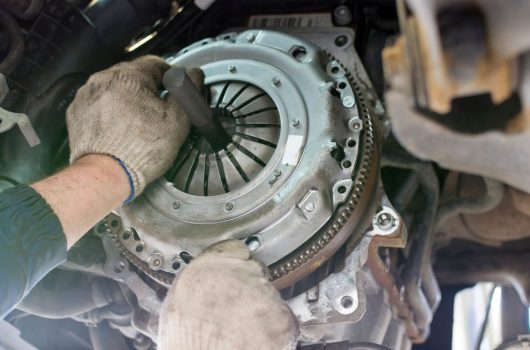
left=111, top=156, right=136, bottom=204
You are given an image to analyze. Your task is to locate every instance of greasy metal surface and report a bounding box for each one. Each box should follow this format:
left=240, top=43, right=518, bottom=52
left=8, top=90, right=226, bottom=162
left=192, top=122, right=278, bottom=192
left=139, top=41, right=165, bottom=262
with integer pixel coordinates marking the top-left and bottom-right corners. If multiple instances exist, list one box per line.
left=116, top=29, right=375, bottom=286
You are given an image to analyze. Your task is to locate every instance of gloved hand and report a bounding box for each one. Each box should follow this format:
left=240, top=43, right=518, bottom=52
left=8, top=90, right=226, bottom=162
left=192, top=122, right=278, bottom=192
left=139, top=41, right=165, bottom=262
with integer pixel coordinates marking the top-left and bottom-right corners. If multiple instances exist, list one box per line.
left=66, top=55, right=203, bottom=202
left=158, top=240, right=300, bottom=350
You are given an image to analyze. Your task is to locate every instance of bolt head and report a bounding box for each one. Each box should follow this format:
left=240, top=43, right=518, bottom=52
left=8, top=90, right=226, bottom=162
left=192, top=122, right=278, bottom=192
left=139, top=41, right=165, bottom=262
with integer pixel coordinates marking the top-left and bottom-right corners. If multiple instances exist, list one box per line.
left=172, top=201, right=181, bottom=209
left=342, top=96, right=355, bottom=108
left=228, top=65, right=237, bottom=73
left=246, top=33, right=255, bottom=42
left=246, top=237, right=260, bottom=251
left=376, top=212, right=395, bottom=231
left=225, top=202, right=234, bottom=211
left=291, top=118, right=300, bottom=127
left=272, top=77, right=281, bottom=86
left=273, top=169, right=282, bottom=177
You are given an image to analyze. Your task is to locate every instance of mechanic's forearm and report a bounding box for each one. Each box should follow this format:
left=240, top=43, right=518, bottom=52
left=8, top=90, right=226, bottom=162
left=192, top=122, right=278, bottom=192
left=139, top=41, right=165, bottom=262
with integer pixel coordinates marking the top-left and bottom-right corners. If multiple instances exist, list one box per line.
left=31, top=154, right=129, bottom=248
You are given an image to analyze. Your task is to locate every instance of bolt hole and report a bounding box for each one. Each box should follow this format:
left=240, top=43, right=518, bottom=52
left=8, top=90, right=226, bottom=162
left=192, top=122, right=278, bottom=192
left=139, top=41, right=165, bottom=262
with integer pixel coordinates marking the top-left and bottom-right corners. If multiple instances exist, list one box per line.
left=172, top=261, right=181, bottom=270
left=292, top=46, right=307, bottom=61
left=342, top=160, right=352, bottom=168
left=335, top=35, right=348, bottom=47
left=338, top=82, right=347, bottom=89
left=110, top=219, right=120, bottom=228
left=96, top=224, right=106, bottom=233
left=331, top=66, right=340, bottom=74
left=338, top=186, right=347, bottom=194
left=347, top=140, right=356, bottom=148
left=223, top=35, right=231, bottom=40
left=201, top=41, right=208, bottom=46
left=122, top=231, right=131, bottom=240
left=180, top=251, right=193, bottom=264
left=341, top=296, right=354, bottom=309
left=135, top=245, right=144, bottom=253
left=182, top=49, right=188, bottom=53
left=114, top=262, right=125, bottom=274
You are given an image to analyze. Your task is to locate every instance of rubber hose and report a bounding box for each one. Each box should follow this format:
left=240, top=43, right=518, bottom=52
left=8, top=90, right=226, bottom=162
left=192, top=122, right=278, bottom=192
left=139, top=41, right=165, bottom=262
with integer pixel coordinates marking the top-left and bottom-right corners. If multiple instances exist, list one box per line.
left=0, top=5, right=24, bottom=76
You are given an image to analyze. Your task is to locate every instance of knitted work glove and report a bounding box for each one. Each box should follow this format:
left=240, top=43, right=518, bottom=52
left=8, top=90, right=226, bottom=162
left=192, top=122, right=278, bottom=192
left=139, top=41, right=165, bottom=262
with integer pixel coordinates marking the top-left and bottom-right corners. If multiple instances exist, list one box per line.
left=66, top=55, right=203, bottom=202
left=158, top=240, right=300, bottom=350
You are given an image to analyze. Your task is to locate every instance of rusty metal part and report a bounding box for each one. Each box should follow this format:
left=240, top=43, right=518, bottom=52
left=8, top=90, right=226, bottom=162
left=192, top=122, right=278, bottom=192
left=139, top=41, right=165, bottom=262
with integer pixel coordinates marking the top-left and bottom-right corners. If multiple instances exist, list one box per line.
left=436, top=173, right=530, bottom=246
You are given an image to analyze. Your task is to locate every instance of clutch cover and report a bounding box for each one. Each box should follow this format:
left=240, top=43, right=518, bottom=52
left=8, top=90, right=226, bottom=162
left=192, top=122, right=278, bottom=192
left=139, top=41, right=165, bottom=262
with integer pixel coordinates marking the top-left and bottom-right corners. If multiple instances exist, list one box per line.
left=114, top=29, right=378, bottom=288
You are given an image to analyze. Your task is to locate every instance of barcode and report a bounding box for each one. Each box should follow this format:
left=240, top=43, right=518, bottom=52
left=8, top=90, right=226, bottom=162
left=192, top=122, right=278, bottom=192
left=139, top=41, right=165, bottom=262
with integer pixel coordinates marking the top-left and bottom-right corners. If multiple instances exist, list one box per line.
left=248, top=13, right=332, bottom=29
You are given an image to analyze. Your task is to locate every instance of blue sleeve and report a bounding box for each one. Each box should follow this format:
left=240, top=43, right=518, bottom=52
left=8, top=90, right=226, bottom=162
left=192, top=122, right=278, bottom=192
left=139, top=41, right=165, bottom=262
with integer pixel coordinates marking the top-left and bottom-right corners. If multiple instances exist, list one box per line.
left=0, top=185, right=66, bottom=319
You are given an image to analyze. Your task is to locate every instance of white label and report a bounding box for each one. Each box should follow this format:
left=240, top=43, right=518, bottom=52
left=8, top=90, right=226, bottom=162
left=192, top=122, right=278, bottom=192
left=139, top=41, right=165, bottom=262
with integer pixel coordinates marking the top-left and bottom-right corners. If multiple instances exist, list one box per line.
left=282, top=135, right=304, bottom=165
left=248, top=13, right=333, bottom=29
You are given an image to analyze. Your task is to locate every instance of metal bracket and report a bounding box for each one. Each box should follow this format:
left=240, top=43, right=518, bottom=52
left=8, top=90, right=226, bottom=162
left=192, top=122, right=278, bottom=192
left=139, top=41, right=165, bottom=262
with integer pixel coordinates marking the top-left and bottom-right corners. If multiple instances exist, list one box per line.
left=0, top=74, right=41, bottom=147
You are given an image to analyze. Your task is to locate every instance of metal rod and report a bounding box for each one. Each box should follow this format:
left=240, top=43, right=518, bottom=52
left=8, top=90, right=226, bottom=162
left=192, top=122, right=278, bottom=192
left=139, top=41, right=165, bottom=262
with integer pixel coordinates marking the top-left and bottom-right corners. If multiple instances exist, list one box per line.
left=163, top=67, right=232, bottom=151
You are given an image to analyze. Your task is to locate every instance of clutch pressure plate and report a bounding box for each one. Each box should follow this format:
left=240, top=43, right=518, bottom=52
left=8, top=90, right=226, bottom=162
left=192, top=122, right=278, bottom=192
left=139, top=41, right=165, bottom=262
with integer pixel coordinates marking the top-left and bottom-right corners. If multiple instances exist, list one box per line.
left=114, top=29, right=379, bottom=288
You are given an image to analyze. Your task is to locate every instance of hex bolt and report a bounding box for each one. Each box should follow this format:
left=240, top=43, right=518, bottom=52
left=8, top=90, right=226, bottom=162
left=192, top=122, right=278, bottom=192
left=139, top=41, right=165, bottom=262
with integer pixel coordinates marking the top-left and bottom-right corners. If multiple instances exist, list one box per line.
left=376, top=212, right=395, bottom=231
left=273, top=169, right=282, bottom=177
left=291, top=118, right=301, bottom=127
left=228, top=65, right=237, bottom=73
left=225, top=202, right=234, bottom=211
left=246, top=236, right=261, bottom=252
left=348, top=119, right=363, bottom=132
left=334, top=5, right=352, bottom=26
left=172, top=201, right=181, bottom=210
left=148, top=253, right=165, bottom=270
left=272, top=77, right=281, bottom=86
left=246, top=33, right=255, bottom=42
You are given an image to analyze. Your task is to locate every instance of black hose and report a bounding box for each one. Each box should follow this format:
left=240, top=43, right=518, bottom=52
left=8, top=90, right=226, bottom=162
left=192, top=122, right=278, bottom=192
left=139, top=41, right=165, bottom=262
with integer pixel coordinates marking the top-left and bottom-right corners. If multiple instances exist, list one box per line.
left=0, top=5, right=24, bottom=76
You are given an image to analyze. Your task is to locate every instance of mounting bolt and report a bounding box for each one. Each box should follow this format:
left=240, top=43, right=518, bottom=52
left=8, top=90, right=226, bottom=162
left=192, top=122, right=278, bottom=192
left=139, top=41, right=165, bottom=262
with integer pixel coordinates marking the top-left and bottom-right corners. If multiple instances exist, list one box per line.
left=228, top=65, right=237, bottom=73
left=225, top=202, right=234, bottom=211
left=376, top=212, right=395, bottom=231
left=172, top=201, right=181, bottom=210
left=348, top=118, right=363, bottom=132
left=273, top=169, right=282, bottom=177
left=272, top=77, right=281, bottom=86
left=246, top=33, right=255, bottom=42
left=245, top=236, right=261, bottom=251
left=342, top=96, right=355, bottom=108
left=148, top=252, right=165, bottom=271
left=291, top=118, right=300, bottom=127
left=334, top=5, right=352, bottom=26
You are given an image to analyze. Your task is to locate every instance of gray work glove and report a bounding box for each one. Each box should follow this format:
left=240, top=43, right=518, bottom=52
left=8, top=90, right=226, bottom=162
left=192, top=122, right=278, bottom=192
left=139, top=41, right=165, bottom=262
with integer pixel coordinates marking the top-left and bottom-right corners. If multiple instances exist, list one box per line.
left=158, top=240, right=300, bottom=350
left=66, top=55, right=203, bottom=201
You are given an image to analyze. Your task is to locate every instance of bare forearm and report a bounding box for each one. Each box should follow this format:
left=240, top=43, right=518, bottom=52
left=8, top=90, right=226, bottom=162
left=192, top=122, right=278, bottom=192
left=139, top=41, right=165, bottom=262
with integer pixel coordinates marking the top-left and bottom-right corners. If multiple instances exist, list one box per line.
left=31, top=154, right=129, bottom=248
